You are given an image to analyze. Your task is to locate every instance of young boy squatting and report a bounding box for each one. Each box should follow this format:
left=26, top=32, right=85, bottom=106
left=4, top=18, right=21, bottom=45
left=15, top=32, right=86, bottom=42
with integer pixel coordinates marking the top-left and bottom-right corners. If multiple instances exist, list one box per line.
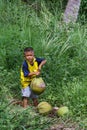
left=20, top=47, right=46, bottom=108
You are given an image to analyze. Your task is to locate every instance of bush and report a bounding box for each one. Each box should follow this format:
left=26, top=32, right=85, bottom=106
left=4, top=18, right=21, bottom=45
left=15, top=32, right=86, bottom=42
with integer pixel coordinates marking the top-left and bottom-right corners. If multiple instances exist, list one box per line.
left=78, top=0, right=87, bottom=23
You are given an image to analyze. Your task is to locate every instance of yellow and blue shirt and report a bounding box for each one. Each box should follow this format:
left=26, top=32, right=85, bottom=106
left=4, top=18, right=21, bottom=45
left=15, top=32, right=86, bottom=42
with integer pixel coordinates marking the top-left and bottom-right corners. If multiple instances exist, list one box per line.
left=21, top=57, right=44, bottom=88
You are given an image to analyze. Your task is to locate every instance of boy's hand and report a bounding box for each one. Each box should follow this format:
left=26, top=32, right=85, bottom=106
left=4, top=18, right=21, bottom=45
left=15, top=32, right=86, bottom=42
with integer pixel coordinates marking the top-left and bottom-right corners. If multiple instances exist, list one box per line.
left=28, top=70, right=40, bottom=77
left=35, top=71, right=40, bottom=76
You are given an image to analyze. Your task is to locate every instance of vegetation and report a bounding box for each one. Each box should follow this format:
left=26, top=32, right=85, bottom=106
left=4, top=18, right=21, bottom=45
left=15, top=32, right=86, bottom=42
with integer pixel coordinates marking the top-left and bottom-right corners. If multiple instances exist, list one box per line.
left=0, top=0, right=87, bottom=129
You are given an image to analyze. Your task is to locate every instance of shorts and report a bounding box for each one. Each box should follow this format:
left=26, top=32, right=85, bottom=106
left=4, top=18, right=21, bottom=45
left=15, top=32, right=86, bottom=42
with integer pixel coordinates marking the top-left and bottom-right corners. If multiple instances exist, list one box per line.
left=22, top=86, right=38, bottom=99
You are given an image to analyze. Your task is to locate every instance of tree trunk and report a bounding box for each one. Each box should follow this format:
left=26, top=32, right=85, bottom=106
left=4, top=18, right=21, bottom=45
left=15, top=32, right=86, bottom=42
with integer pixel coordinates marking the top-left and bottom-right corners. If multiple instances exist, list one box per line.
left=63, top=0, right=81, bottom=23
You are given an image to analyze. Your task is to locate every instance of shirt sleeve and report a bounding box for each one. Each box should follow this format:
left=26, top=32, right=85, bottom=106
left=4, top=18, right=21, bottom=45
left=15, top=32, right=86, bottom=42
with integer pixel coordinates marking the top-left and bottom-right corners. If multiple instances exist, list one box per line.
left=22, top=61, right=30, bottom=77
left=36, top=57, right=45, bottom=66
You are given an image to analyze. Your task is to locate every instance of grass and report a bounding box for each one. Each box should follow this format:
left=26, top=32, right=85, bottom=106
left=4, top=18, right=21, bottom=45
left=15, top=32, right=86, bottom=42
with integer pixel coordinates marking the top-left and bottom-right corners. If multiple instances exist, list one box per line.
left=0, top=0, right=87, bottom=130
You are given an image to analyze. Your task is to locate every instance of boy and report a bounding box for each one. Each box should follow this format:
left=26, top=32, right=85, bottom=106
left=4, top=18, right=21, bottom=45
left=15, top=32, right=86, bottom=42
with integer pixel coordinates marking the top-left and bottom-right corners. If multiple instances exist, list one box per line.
left=21, top=47, right=46, bottom=108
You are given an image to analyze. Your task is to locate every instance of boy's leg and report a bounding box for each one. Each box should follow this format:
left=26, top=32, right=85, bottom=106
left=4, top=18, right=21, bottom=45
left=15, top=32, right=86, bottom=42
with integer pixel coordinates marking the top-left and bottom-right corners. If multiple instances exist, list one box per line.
left=30, top=88, right=38, bottom=106
left=22, top=97, right=28, bottom=108
left=21, top=86, right=31, bottom=108
left=32, top=98, right=38, bottom=106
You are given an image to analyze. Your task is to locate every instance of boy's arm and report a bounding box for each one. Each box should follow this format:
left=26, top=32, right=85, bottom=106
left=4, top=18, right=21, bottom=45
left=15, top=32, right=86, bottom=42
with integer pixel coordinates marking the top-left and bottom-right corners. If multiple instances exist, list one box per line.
left=38, top=60, right=47, bottom=71
left=28, top=71, right=40, bottom=77
left=23, top=61, right=39, bottom=77
left=28, top=59, right=47, bottom=76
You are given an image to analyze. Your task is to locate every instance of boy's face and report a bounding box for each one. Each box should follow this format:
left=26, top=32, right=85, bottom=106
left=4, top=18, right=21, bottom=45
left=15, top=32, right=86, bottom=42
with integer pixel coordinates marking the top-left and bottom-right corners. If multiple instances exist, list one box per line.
left=24, top=51, right=34, bottom=63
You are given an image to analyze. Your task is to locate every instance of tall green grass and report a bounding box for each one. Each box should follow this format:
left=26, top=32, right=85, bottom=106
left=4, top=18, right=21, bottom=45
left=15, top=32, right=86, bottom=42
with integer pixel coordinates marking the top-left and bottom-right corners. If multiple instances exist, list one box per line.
left=0, top=1, right=87, bottom=129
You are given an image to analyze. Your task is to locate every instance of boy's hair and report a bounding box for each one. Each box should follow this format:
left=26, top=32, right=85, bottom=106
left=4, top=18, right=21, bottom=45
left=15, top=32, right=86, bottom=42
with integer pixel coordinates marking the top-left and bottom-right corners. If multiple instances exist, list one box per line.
left=24, top=47, right=34, bottom=53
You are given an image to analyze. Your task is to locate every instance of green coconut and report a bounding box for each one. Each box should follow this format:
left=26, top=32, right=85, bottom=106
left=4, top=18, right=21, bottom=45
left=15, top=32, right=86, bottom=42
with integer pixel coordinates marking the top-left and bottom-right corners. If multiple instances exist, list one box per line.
left=37, top=101, right=52, bottom=115
left=30, top=77, right=46, bottom=95
left=57, top=106, right=69, bottom=116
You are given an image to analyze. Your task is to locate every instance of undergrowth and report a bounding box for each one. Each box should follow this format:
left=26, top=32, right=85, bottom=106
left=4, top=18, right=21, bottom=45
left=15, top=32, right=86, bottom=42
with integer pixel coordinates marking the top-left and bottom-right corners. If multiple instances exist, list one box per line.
left=0, top=0, right=87, bottom=130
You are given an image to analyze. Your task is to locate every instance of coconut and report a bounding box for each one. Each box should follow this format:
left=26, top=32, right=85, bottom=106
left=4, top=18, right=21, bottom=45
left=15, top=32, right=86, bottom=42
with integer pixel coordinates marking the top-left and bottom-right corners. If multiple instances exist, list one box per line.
left=37, top=101, right=52, bottom=115
left=57, top=106, right=69, bottom=116
left=30, top=77, right=46, bottom=95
